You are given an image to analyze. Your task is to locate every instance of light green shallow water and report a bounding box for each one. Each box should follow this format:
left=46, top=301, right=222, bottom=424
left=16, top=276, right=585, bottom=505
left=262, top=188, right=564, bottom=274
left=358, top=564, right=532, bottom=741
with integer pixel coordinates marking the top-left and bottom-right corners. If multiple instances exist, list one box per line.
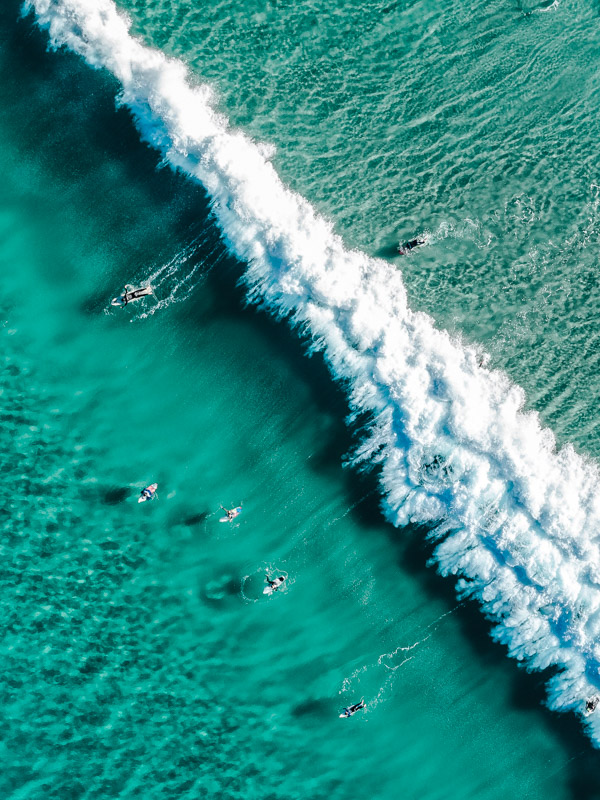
left=2, top=3, right=600, bottom=799
left=117, top=0, right=600, bottom=459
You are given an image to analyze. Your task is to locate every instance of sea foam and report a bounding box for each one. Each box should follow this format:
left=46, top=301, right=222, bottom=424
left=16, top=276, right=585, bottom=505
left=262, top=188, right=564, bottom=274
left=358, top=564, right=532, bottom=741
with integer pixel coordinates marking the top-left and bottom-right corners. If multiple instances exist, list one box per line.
left=25, top=0, right=600, bottom=743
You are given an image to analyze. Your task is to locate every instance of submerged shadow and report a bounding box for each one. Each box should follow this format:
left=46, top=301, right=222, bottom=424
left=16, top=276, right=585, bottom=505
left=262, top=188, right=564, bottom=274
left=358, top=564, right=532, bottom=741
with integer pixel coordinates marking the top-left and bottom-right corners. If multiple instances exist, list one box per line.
left=291, top=698, right=333, bottom=720
left=183, top=511, right=209, bottom=527
left=80, top=289, right=114, bottom=318
left=200, top=569, right=243, bottom=608
left=374, top=242, right=402, bottom=259
left=101, top=486, right=130, bottom=506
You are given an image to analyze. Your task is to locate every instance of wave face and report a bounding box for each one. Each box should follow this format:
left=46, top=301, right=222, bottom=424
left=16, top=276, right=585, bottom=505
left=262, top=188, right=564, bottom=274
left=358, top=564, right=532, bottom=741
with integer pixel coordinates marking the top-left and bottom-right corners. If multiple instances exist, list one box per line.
left=25, top=0, right=600, bottom=743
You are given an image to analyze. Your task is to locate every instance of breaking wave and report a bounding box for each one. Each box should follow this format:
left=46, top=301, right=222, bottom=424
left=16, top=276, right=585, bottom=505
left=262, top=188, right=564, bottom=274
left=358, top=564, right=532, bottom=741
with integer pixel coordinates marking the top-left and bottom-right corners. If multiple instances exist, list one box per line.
left=26, top=0, right=600, bottom=744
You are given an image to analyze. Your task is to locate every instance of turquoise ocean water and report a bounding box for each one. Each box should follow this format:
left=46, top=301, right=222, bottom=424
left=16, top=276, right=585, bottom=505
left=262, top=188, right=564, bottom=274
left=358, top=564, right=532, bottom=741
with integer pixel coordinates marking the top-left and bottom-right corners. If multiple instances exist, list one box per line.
left=3, top=1, right=600, bottom=798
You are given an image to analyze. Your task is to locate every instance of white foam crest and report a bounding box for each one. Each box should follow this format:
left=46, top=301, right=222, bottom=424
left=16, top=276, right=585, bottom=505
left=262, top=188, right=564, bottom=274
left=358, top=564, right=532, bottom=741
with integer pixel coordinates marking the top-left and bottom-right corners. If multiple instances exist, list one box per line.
left=26, top=0, right=600, bottom=743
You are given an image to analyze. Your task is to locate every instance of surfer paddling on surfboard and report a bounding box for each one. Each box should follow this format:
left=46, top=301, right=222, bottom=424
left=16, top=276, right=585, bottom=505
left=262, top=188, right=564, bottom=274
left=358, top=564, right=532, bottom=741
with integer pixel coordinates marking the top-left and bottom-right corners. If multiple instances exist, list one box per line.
left=398, top=237, right=426, bottom=255
left=111, top=284, right=153, bottom=308
left=340, top=699, right=366, bottom=718
left=220, top=504, right=242, bottom=522
left=139, top=483, right=157, bottom=503
left=263, top=574, right=286, bottom=595
left=585, top=697, right=599, bottom=715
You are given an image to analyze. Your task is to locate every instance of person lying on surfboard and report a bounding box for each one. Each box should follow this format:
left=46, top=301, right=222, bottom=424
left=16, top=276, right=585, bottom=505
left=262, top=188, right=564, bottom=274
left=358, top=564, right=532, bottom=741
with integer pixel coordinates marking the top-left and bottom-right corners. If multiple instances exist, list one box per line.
left=265, top=574, right=286, bottom=592
left=340, top=700, right=366, bottom=718
left=586, top=696, right=599, bottom=714
left=398, top=237, right=425, bottom=255
left=221, top=504, right=241, bottom=521
left=139, top=483, right=157, bottom=502
left=111, top=284, right=153, bottom=307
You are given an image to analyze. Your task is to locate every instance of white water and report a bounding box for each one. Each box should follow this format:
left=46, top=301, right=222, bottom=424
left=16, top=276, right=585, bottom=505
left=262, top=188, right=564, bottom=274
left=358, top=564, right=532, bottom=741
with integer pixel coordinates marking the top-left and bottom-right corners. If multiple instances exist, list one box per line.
left=25, top=0, right=600, bottom=744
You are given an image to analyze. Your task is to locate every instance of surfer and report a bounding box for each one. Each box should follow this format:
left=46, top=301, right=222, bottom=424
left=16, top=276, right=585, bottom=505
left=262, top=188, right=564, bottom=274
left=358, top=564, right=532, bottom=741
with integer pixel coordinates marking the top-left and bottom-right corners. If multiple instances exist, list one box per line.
left=111, top=284, right=153, bottom=308
left=265, top=575, right=286, bottom=592
left=586, top=697, right=599, bottom=714
left=221, top=505, right=241, bottom=521
left=139, top=483, right=157, bottom=502
left=340, top=700, right=366, bottom=718
left=398, top=237, right=425, bottom=255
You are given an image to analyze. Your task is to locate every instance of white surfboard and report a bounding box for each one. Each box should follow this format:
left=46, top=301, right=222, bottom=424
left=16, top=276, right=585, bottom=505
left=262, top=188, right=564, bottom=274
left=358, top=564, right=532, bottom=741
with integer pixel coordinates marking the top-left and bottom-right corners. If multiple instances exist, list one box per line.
left=111, top=285, right=153, bottom=307
left=339, top=701, right=365, bottom=718
left=219, top=506, right=242, bottom=522
left=263, top=576, right=286, bottom=595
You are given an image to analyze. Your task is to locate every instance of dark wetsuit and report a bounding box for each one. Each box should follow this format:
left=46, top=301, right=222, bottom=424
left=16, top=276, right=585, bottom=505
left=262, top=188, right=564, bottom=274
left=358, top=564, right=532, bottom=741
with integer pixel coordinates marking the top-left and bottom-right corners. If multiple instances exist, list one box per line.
left=399, top=238, right=425, bottom=254
left=343, top=701, right=365, bottom=716
left=586, top=698, right=598, bottom=713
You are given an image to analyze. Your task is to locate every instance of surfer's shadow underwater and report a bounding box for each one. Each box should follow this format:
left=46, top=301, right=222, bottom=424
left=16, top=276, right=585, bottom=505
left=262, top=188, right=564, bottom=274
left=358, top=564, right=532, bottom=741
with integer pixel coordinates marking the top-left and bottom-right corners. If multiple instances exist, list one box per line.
left=90, top=485, right=130, bottom=506
left=162, top=508, right=214, bottom=546
left=290, top=697, right=332, bottom=720
left=200, top=568, right=244, bottom=609
left=182, top=510, right=210, bottom=527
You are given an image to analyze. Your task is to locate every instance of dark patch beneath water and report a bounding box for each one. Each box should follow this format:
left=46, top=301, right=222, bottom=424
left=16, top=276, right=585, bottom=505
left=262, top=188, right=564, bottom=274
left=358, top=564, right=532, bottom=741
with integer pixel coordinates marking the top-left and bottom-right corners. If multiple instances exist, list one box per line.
left=291, top=698, right=332, bottom=719
left=183, top=511, right=209, bottom=526
left=102, top=486, right=130, bottom=505
left=201, top=571, right=243, bottom=606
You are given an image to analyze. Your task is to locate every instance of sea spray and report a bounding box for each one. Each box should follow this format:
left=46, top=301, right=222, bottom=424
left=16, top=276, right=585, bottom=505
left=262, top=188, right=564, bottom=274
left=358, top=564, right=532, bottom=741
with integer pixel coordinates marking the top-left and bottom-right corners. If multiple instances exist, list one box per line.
left=25, top=0, right=600, bottom=744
